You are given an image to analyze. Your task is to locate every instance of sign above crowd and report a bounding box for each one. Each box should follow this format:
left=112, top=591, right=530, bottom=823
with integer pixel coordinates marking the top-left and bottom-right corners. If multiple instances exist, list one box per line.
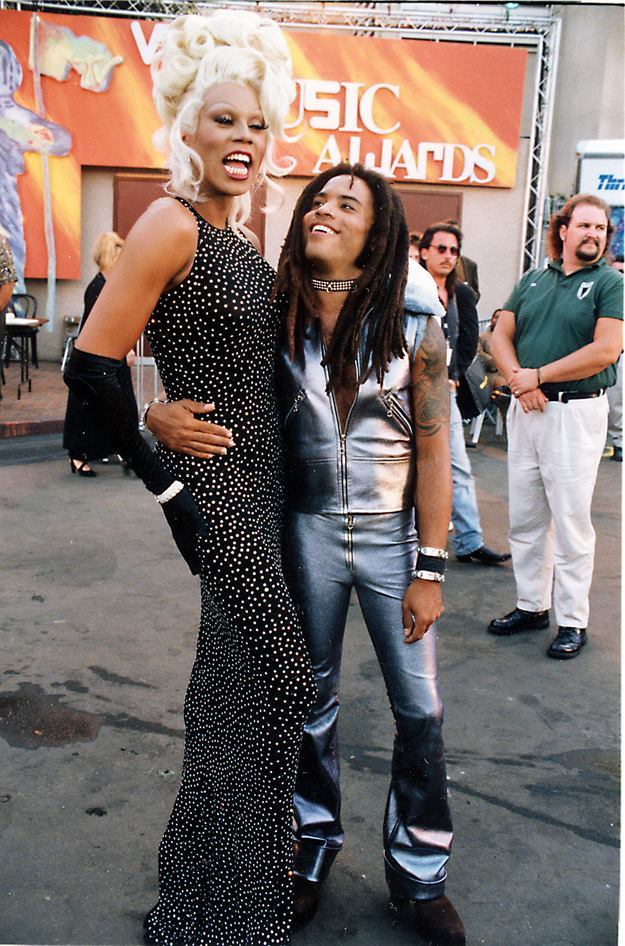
left=577, top=156, right=625, bottom=207
left=283, top=33, right=526, bottom=188
left=0, top=10, right=527, bottom=278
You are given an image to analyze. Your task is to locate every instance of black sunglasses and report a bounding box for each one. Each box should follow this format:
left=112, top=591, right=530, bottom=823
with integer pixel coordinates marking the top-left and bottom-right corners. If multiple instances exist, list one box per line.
left=432, top=244, right=459, bottom=256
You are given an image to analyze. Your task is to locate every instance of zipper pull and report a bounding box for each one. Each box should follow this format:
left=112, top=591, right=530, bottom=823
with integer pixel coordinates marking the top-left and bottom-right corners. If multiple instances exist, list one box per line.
left=347, top=514, right=354, bottom=531
left=340, top=433, right=346, bottom=455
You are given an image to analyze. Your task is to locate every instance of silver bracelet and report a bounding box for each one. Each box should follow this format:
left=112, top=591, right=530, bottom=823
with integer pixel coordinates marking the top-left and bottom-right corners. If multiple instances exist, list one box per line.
left=412, top=569, right=445, bottom=583
left=418, top=546, right=448, bottom=559
left=140, top=397, right=168, bottom=431
left=155, top=481, right=184, bottom=505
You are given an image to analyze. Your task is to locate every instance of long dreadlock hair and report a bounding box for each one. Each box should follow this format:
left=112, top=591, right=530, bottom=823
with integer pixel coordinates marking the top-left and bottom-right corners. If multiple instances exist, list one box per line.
left=274, top=163, right=409, bottom=385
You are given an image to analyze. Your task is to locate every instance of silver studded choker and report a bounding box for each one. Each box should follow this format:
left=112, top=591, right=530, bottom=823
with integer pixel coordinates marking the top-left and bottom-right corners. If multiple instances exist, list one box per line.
left=311, top=277, right=357, bottom=293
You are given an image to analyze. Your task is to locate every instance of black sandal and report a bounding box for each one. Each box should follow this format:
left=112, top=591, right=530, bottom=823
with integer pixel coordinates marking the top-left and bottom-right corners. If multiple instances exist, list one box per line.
left=69, top=458, right=97, bottom=478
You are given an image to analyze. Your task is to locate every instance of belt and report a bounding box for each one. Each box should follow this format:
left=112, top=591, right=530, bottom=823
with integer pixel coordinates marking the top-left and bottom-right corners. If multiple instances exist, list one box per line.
left=541, top=388, right=606, bottom=403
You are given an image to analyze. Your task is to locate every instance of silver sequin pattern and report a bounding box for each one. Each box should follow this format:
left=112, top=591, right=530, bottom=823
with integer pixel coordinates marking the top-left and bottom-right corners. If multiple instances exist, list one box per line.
left=144, top=198, right=315, bottom=946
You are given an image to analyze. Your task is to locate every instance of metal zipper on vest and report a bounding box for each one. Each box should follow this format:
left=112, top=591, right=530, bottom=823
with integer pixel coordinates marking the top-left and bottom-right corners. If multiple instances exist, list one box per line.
left=321, top=340, right=360, bottom=514
left=383, top=391, right=414, bottom=437
left=283, top=388, right=306, bottom=426
left=330, top=391, right=349, bottom=513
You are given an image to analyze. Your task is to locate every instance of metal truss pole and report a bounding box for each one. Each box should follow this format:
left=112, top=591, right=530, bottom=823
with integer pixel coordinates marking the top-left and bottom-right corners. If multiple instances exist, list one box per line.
left=521, top=15, right=561, bottom=272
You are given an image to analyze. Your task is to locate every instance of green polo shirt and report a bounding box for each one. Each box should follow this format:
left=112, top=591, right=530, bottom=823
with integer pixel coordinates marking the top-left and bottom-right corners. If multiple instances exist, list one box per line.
left=504, top=258, right=623, bottom=393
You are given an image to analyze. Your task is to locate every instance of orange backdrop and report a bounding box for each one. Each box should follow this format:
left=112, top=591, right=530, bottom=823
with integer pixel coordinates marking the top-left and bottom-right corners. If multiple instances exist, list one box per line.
left=0, top=11, right=527, bottom=279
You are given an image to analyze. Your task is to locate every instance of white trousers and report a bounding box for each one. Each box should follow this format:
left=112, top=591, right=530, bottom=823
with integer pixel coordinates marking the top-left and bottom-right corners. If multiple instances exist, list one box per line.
left=506, top=394, right=608, bottom=629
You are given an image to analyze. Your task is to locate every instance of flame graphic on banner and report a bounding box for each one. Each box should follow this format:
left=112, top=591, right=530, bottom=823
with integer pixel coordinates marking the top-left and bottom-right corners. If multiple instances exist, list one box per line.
left=282, top=32, right=525, bottom=183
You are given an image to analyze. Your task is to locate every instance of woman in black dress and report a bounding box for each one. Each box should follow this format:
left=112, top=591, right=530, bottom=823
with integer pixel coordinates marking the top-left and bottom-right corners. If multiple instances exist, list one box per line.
left=63, top=231, right=136, bottom=476
left=64, top=11, right=314, bottom=945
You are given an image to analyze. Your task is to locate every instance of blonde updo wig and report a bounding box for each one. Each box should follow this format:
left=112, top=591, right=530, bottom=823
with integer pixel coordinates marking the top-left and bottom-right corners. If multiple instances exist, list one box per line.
left=152, top=11, right=295, bottom=228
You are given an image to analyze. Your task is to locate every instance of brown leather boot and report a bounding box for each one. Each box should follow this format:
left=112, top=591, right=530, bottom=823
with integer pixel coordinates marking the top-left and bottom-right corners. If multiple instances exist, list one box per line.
left=390, top=894, right=466, bottom=945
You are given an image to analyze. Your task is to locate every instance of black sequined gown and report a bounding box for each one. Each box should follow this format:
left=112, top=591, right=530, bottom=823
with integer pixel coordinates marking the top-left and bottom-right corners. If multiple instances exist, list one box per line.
left=144, top=198, right=315, bottom=946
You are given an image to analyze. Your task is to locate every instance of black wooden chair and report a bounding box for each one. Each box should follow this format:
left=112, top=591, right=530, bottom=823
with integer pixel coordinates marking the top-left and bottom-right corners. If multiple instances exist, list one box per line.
left=4, top=293, right=39, bottom=369
left=3, top=293, right=40, bottom=397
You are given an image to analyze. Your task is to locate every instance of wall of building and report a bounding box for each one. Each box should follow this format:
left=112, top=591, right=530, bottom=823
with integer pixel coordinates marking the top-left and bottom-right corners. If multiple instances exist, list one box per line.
left=549, top=3, right=624, bottom=197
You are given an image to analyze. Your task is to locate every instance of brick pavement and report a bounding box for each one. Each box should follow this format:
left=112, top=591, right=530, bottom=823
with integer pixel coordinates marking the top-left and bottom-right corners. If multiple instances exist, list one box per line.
left=0, top=361, right=67, bottom=438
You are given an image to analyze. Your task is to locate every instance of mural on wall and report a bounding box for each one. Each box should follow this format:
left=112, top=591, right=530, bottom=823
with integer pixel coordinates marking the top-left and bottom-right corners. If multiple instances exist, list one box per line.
left=0, top=10, right=163, bottom=285
left=33, top=16, right=123, bottom=92
left=0, top=38, right=70, bottom=297
left=0, top=9, right=528, bottom=286
left=0, top=16, right=124, bottom=326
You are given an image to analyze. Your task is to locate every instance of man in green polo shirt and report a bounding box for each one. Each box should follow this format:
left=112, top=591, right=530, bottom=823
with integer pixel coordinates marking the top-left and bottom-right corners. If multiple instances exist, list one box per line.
left=487, top=193, right=623, bottom=659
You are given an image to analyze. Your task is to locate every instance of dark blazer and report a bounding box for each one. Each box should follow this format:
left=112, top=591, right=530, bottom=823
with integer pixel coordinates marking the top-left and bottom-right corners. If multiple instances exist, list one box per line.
left=454, top=281, right=479, bottom=376
left=457, top=255, right=480, bottom=301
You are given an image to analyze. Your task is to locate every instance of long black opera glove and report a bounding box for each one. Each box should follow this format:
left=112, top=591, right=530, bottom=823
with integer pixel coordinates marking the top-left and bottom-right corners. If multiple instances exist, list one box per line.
left=64, top=348, right=208, bottom=574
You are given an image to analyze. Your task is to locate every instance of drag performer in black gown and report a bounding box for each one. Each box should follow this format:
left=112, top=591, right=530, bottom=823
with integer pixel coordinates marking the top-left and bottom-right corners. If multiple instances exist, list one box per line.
left=64, top=11, right=314, bottom=945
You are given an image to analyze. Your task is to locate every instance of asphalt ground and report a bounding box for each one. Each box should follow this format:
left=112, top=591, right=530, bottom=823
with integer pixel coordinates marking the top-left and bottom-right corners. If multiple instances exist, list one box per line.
left=0, top=429, right=620, bottom=946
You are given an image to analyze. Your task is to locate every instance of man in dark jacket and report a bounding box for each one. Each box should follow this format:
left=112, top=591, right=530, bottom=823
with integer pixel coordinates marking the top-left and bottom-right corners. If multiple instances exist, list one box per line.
left=420, top=222, right=510, bottom=565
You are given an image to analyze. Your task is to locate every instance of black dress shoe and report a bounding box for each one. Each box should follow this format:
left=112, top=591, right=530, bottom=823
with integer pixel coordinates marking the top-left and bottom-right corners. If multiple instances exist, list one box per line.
left=488, top=607, right=550, bottom=635
left=292, top=875, right=322, bottom=931
left=456, top=545, right=511, bottom=565
left=390, top=894, right=466, bottom=946
left=613, top=446, right=622, bottom=462
left=547, top=626, right=587, bottom=659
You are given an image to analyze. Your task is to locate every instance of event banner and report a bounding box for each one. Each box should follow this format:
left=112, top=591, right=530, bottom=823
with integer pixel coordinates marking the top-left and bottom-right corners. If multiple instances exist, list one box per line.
left=0, top=10, right=527, bottom=279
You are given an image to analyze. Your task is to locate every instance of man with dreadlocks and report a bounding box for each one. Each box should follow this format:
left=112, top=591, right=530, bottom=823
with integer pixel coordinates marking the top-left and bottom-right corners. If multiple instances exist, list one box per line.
left=146, top=164, right=464, bottom=946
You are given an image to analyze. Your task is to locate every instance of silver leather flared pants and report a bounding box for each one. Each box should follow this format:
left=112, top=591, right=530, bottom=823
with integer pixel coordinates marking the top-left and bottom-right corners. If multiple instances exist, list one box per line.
left=284, top=509, right=453, bottom=901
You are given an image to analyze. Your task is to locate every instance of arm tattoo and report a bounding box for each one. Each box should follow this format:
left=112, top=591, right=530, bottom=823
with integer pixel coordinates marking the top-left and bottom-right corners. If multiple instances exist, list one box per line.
left=411, top=318, right=450, bottom=437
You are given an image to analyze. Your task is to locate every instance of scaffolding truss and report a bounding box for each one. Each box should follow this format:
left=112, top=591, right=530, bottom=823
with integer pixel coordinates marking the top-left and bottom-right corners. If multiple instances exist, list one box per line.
left=0, top=0, right=561, bottom=271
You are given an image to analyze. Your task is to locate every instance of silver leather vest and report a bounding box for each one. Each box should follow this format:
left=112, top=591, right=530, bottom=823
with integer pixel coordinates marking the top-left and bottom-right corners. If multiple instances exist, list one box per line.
left=278, top=309, right=433, bottom=514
